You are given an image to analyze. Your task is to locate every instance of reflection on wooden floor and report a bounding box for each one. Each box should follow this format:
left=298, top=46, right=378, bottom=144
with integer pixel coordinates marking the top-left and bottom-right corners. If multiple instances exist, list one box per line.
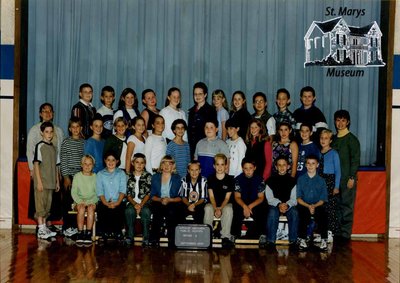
left=0, top=229, right=399, bottom=282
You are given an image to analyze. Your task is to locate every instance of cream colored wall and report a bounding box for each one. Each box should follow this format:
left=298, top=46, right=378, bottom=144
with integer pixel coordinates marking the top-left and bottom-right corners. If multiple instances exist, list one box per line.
left=389, top=0, right=400, bottom=239
left=0, top=0, right=15, bottom=229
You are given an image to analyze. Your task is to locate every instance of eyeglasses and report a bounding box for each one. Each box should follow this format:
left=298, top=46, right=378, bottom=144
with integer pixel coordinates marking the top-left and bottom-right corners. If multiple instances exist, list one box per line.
left=254, top=100, right=265, bottom=104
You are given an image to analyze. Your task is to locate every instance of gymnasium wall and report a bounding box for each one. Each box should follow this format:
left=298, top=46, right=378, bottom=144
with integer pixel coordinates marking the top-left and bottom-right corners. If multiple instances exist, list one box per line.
left=389, top=0, right=400, bottom=238
left=0, top=0, right=15, bottom=228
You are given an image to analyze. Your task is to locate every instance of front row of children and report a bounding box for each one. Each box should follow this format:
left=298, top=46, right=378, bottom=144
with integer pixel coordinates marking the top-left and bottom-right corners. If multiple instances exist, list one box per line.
left=34, top=122, right=329, bottom=250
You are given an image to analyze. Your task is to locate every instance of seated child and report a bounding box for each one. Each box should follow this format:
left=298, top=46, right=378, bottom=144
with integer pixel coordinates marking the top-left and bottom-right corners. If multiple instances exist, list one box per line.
left=265, top=156, right=298, bottom=246
left=232, top=157, right=268, bottom=247
left=71, top=155, right=97, bottom=245
left=96, top=151, right=127, bottom=241
left=296, top=154, right=328, bottom=251
left=149, top=155, right=184, bottom=247
left=204, top=154, right=235, bottom=247
left=125, top=153, right=152, bottom=246
left=179, top=161, right=208, bottom=224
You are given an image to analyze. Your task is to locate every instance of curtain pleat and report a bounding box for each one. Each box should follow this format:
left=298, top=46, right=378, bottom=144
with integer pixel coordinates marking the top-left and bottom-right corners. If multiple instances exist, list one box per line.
left=27, top=0, right=381, bottom=165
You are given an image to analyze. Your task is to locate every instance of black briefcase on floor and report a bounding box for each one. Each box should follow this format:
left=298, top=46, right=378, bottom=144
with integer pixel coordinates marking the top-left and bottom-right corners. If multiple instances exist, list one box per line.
left=175, top=224, right=212, bottom=249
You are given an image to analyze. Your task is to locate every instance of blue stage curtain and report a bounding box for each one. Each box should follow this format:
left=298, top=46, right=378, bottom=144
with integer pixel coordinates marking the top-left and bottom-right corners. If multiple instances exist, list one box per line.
left=27, top=0, right=381, bottom=165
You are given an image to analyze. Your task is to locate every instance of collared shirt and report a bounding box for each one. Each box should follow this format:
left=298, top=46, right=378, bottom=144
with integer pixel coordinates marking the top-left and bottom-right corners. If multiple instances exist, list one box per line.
left=179, top=176, right=208, bottom=203
left=296, top=173, right=328, bottom=204
left=96, top=168, right=127, bottom=202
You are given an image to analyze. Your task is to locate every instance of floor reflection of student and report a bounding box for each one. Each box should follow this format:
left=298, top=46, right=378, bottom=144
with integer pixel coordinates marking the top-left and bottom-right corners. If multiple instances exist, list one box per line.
left=71, top=247, right=97, bottom=281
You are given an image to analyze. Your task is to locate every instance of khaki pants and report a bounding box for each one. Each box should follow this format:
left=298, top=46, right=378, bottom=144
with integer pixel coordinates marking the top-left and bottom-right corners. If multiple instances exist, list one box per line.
left=204, top=203, right=233, bottom=239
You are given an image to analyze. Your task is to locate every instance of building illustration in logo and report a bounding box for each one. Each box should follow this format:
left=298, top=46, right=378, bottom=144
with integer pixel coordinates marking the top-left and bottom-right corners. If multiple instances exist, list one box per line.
left=304, top=17, right=385, bottom=67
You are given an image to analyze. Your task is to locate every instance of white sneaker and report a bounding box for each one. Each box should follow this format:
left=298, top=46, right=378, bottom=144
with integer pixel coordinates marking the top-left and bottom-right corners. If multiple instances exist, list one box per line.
left=44, top=226, right=57, bottom=237
left=37, top=239, right=51, bottom=251
left=320, top=239, right=328, bottom=251
left=299, top=238, right=308, bottom=251
left=328, top=231, right=334, bottom=243
left=37, top=228, right=52, bottom=239
left=313, top=233, right=321, bottom=243
left=63, top=227, right=78, bottom=237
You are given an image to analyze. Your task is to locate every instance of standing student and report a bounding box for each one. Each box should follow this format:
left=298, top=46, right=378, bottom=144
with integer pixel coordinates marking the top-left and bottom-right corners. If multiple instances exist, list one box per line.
left=297, top=122, right=320, bottom=178
left=95, top=85, right=115, bottom=139
left=188, top=82, right=217, bottom=159
left=225, top=118, right=247, bottom=177
left=125, top=153, right=152, bottom=246
left=212, top=89, right=229, bottom=141
left=232, top=158, right=268, bottom=246
left=33, top=122, right=60, bottom=239
left=272, top=122, right=299, bottom=178
left=179, top=161, right=208, bottom=224
left=251, top=92, right=276, bottom=139
left=159, top=87, right=188, bottom=142
left=141, top=89, right=160, bottom=137
left=71, top=83, right=96, bottom=139
left=265, top=156, right=298, bottom=247
left=244, top=118, right=273, bottom=180
left=331, top=110, right=360, bottom=242
left=166, top=119, right=190, bottom=178
left=27, top=103, right=64, bottom=176
left=27, top=103, right=64, bottom=230
left=273, top=88, right=297, bottom=132
left=125, top=116, right=146, bottom=173
left=297, top=155, right=329, bottom=251
left=194, top=118, right=230, bottom=178
left=144, top=115, right=167, bottom=174
left=229, top=91, right=252, bottom=140
left=113, top=88, right=141, bottom=137
left=293, top=86, right=328, bottom=139
left=71, top=155, right=97, bottom=246
left=60, top=117, right=85, bottom=237
left=319, top=129, right=341, bottom=237
left=97, top=151, right=127, bottom=241
left=149, top=155, right=184, bottom=247
left=104, top=117, right=128, bottom=170
left=204, top=154, right=235, bottom=247
left=83, top=117, right=105, bottom=173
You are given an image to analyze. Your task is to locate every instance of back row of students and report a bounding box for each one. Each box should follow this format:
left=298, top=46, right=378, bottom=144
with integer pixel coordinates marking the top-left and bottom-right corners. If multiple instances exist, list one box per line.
left=69, top=82, right=327, bottom=144
left=27, top=81, right=360, bottom=248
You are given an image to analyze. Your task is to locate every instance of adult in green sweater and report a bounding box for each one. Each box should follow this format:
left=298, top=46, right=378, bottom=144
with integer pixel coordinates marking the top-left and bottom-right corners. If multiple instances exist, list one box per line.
left=331, top=110, right=360, bottom=242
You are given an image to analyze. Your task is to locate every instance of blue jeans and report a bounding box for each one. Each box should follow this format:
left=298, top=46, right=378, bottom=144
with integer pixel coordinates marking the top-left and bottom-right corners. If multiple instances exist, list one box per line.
left=266, top=205, right=298, bottom=243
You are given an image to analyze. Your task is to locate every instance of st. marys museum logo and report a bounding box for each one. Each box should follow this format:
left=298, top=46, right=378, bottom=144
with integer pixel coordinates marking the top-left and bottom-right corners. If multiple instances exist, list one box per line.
left=304, top=17, right=385, bottom=76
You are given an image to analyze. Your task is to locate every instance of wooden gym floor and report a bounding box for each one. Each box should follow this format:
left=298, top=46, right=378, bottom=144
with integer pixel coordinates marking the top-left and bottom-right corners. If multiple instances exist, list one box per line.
left=0, top=229, right=399, bottom=282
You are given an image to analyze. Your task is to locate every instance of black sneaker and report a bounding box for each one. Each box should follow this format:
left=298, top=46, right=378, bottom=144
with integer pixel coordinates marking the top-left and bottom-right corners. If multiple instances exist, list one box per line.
left=221, top=237, right=234, bottom=248
left=84, top=232, right=93, bottom=244
left=47, top=225, right=61, bottom=235
left=76, top=231, right=84, bottom=246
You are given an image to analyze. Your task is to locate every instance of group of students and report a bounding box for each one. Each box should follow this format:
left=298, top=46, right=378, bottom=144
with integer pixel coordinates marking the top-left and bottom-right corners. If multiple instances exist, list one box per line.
left=27, top=81, right=360, bottom=251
